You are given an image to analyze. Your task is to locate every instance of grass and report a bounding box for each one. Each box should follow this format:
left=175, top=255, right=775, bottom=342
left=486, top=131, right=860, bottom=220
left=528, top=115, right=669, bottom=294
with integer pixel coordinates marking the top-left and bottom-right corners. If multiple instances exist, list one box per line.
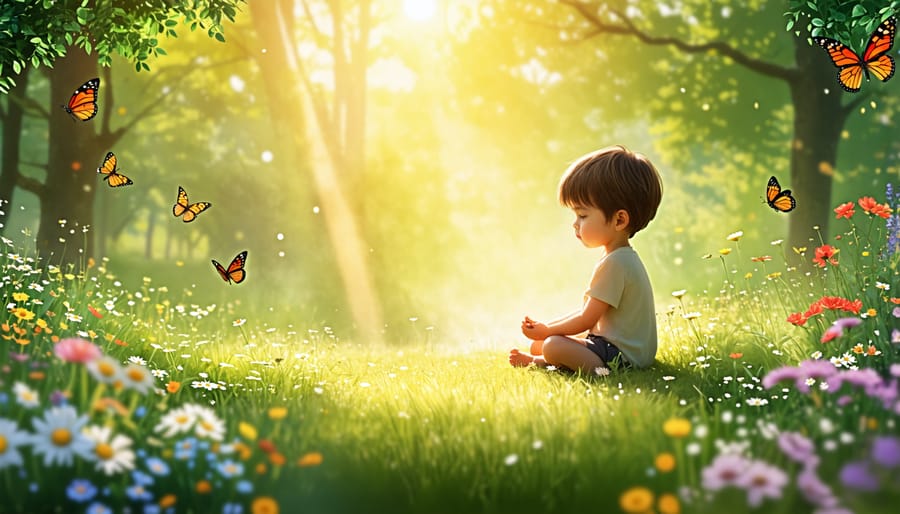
left=1, top=192, right=899, bottom=514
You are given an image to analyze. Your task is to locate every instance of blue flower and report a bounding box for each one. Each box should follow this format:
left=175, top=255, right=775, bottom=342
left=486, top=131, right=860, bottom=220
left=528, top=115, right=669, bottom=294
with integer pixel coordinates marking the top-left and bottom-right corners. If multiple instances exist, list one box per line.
left=134, top=406, right=147, bottom=418
left=222, top=503, right=243, bottom=514
left=85, top=502, right=112, bottom=514
left=235, top=480, right=253, bottom=494
left=143, top=504, right=161, bottom=514
left=125, top=484, right=153, bottom=502
left=145, top=457, right=170, bottom=476
left=0, top=392, right=9, bottom=404
left=216, top=459, right=244, bottom=478
left=66, top=479, right=98, bottom=503
left=174, top=437, right=197, bottom=461
left=132, top=470, right=154, bottom=486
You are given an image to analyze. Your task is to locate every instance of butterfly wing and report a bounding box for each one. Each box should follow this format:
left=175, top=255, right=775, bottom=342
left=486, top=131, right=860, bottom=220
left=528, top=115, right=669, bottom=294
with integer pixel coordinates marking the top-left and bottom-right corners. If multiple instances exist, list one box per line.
left=211, top=259, right=231, bottom=283
left=862, top=17, right=896, bottom=82
left=106, top=173, right=133, bottom=187
left=813, top=37, right=864, bottom=92
left=173, top=186, right=189, bottom=217
left=766, top=176, right=782, bottom=203
left=226, top=251, right=248, bottom=284
left=182, top=201, right=212, bottom=223
left=64, top=78, right=100, bottom=121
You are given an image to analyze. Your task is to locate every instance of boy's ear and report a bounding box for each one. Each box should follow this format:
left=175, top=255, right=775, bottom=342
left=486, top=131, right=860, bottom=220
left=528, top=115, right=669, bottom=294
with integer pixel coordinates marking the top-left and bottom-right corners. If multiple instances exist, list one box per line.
left=614, top=209, right=630, bottom=230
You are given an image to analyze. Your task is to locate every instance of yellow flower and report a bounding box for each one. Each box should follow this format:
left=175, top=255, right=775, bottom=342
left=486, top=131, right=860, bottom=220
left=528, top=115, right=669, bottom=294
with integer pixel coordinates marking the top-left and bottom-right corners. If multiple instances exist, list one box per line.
left=866, top=417, right=879, bottom=430
left=766, top=272, right=782, bottom=280
left=251, top=497, right=279, bottom=514
left=64, top=273, right=76, bottom=280
left=35, top=319, right=48, bottom=329
left=268, top=407, right=288, bottom=420
left=238, top=422, right=258, bottom=441
left=658, top=493, right=681, bottom=514
left=297, top=451, right=324, bottom=467
left=851, top=344, right=864, bottom=354
left=655, top=452, right=676, bottom=473
left=12, top=292, right=28, bottom=302
left=619, top=486, right=654, bottom=513
left=792, top=246, right=807, bottom=255
left=159, top=495, right=177, bottom=509
left=195, top=480, right=212, bottom=494
left=662, top=417, right=691, bottom=438
left=744, top=272, right=753, bottom=279
left=862, top=251, right=870, bottom=257
left=11, top=308, right=35, bottom=321
left=719, top=248, right=732, bottom=255
left=866, top=308, right=877, bottom=317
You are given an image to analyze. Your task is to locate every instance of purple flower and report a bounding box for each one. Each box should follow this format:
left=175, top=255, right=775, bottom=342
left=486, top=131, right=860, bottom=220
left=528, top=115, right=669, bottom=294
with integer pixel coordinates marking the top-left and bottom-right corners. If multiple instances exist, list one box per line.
left=800, top=359, right=839, bottom=380
left=891, top=364, right=900, bottom=378
left=737, top=460, right=789, bottom=507
left=778, top=432, right=815, bottom=463
left=833, top=317, right=862, bottom=329
left=836, top=395, right=853, bottom=407
left=762, top=366, right=804, bottom=391
left=839, top=460, right=880, bottom=492
left=826, top=368, right=883, bottom=393
left=701, top=454, right=748, bottom=491
left=796, top=467, right=836, bottom=507
left=893, top=307, right=900, bottom=318
left=893, top=328, right=900, bottom=344
left=814, top=508, right=855, bottom=514
left=871, top=436, right=900, bottom=469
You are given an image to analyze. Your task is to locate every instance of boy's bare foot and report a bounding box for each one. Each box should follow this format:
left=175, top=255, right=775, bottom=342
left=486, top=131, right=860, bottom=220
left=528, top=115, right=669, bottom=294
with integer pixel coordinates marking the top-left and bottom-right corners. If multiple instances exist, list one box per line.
left=509, top=348, right=536, bottom=367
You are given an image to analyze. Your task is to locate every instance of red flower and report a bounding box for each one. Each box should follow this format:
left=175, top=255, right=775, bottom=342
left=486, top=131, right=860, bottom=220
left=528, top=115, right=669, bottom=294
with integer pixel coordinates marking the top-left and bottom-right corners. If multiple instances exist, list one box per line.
left=787, top=312, right=808, bottom=326
left=859, top=196, right=878, bottom=213
left=870, top=203, right=893, bottom=219
left=816, top=296, right=845, bottom=310
left=87, top=305, right=103, bottom=319
left=812, top=244, right=838, bottom=268
left=750, top=255, right=772, bottom=262
left=843, top=299, right=863, bottom=314
left=834, top=201, right=855, bottom=219
left=729, top=352, right=743, bottom=359
left=258, top=439, right=277, bottom=454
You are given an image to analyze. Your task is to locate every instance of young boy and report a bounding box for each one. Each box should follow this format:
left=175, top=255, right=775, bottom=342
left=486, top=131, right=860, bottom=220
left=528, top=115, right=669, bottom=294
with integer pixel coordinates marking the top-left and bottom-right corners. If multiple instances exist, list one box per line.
left=509, top=145, right=663, bottom=374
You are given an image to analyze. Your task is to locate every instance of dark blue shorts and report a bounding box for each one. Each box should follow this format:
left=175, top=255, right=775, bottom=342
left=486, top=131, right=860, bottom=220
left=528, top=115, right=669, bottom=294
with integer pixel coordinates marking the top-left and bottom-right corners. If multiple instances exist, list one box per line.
left=586, top=334, right=632, bottom=369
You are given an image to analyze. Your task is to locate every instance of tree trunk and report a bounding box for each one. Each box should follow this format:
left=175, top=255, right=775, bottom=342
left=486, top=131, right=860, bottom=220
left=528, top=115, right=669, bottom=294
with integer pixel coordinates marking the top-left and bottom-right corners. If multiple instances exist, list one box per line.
left=37, top=49, right=99, bottom=269
left=0, top=68, right=29, bottom=235
left=787, top=38, right=844, bottom=254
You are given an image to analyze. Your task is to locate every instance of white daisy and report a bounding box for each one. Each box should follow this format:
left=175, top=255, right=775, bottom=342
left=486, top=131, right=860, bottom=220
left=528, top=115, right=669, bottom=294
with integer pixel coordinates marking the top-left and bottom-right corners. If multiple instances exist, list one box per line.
left=13, top=382, right=40, bottom=409
left=85, top=356, right=123, bottom=385
left=121, top=364, right=155, bottom=395
left=82, top=425, right=135, bottom=475
left=192, top=405, right=225, bottom=441
left=154, top=405, right=197, bottom=438
left=127, top=356, right=147, bottom=366
left=29, top=406, right=95, bottom=466
left=0, top=417, right=29, bottom=469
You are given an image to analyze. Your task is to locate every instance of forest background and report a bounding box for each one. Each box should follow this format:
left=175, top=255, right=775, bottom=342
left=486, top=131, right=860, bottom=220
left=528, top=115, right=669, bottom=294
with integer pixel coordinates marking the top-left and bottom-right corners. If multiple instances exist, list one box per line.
left=2, top=0, right=898, bottom=346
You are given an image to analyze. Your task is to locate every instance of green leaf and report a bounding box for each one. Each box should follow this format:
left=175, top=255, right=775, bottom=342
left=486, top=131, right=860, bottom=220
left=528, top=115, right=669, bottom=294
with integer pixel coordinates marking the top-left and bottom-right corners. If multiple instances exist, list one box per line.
left=155, top=47, right=167, bottom=56
left=811, top=27, right=824, bottom=37
left=12, top=60, right=20, bottom=73
left=786, top=19, right=795, bottom=31
left=852, top=5, right=867, bottom=17
left=31, top=55, right=39, bottom=67
left=165, top=19, right=178, bottom=27
left=141, top=62, right=149, bottom=71
left=214, top=32, right=225, bottom=43
left=811, top=18, right=825, bottom=27
left=83, top=39, right=92, bottom=55
left=29, top=36, right=42, bottom=44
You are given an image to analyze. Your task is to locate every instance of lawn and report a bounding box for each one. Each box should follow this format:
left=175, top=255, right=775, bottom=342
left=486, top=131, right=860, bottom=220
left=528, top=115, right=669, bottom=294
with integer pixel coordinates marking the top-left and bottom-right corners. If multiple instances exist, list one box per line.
left=1, top=192, right=899, bottom=514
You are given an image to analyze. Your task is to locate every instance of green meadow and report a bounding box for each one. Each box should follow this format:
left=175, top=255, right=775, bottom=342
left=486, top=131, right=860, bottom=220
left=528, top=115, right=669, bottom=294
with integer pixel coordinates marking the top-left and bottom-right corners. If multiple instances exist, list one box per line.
left=1, top=196, right=899, bottom=513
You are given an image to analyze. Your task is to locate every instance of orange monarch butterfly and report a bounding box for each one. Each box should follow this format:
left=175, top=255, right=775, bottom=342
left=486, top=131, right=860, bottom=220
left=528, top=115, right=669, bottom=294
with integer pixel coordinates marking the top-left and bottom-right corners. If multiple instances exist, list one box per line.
left=813, top=16, right=896, bottom=92
left=766, top=176, right=796, bottom=213
left=63, top=78, right=100, bottom=121
left=172, top=186, right=211, bottom=223
left=96, top=152, right=133, bottom=187
left=212, top=251, right=247, bottom=284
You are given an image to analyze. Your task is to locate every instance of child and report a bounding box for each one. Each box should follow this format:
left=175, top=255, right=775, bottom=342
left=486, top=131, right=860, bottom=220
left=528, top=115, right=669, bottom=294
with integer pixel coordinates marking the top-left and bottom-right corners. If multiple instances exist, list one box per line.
left=509, top=145, right=663, bottom=374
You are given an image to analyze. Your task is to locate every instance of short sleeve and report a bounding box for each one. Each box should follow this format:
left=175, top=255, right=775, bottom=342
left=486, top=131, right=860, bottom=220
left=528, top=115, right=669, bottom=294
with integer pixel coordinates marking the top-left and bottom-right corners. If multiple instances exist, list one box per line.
left=588, top=255, right=625, bottom=309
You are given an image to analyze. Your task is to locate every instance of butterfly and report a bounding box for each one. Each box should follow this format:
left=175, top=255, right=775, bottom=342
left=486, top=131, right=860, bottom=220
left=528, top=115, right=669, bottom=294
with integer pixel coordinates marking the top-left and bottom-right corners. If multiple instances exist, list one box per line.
left=96, top=152, right=133, bottom=187
left=766, top=176, right=796, bottom=213
left=172, top=186, right=211, bottom=223
left=813, top=17, right=896, bottom=92
left=212, top=251, right=248, bottom=284
left=63, top=78, right=100, bottom=121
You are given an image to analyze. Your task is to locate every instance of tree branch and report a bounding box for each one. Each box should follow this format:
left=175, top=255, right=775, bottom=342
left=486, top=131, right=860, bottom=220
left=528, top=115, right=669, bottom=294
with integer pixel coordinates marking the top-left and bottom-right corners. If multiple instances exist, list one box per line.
left=840, top=90, right=871, bottom=121
left=558, top=0, right=797, bottom=83
left=16, top=174, right=45, bottom=198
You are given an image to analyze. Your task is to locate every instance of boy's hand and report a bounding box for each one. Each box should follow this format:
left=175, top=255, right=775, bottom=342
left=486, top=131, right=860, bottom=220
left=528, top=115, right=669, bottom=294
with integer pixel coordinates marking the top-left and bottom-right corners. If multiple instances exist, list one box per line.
left=521, top=318, right=550, bottom=340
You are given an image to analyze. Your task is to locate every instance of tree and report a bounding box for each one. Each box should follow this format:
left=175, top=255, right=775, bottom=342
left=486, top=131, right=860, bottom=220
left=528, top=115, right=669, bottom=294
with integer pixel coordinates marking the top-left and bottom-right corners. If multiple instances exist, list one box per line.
left=503, top=0, right=899, bottom=252
left=0, top=0, right=243, bottom=267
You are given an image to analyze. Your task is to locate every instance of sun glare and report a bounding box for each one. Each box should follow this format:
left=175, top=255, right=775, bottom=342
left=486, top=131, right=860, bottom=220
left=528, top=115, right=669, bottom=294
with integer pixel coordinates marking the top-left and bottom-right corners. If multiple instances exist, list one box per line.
left=403, top=0, right=437, bottom=22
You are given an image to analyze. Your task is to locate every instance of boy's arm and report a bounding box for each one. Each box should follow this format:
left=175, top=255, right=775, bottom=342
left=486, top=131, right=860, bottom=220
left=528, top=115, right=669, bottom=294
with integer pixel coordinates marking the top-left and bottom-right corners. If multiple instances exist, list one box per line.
left=523, top=297, right=608, bottom=339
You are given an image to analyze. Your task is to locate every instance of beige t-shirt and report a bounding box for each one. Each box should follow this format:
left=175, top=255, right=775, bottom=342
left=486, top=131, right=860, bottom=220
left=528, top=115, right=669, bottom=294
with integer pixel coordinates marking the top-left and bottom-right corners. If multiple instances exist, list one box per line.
left=585, top=246, right=657, bottom=368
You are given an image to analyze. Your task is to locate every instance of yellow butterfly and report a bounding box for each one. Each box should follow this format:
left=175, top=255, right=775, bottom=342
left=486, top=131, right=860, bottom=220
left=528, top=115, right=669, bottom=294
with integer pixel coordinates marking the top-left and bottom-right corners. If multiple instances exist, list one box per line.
left=172, top=186, right=211, bottom=223
left=96, top=152, right=133, bottom=187
left=766, top=176, right=796, bottom=213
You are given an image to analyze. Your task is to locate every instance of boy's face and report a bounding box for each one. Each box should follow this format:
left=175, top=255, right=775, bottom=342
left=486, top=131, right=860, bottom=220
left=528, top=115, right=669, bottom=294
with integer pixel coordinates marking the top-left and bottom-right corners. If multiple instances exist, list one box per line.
left=570, top=204, right=620, bottom=249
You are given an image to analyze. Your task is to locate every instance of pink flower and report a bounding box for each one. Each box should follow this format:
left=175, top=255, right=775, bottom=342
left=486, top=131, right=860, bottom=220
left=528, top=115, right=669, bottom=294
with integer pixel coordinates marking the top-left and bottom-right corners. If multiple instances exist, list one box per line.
left=778, top=432, right=815, bottom=463
left=737, top=460, right=789, bottom=507
left=54, top=338, right=101, bottom=363
left=702, top=454, right=748, bottom=491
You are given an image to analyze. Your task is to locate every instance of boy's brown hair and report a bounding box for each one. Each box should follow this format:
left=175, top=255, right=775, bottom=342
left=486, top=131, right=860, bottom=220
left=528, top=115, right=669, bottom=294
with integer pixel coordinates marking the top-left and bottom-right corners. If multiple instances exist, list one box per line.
left=558, top=145, right=663, bottom=238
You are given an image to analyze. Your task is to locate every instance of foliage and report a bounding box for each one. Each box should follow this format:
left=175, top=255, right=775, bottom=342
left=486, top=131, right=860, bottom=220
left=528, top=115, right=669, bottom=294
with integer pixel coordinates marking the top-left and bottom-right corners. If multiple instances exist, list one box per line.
left=785, top=0, right=900, bottom=48
left=0, top=0, right=244, bottom=93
